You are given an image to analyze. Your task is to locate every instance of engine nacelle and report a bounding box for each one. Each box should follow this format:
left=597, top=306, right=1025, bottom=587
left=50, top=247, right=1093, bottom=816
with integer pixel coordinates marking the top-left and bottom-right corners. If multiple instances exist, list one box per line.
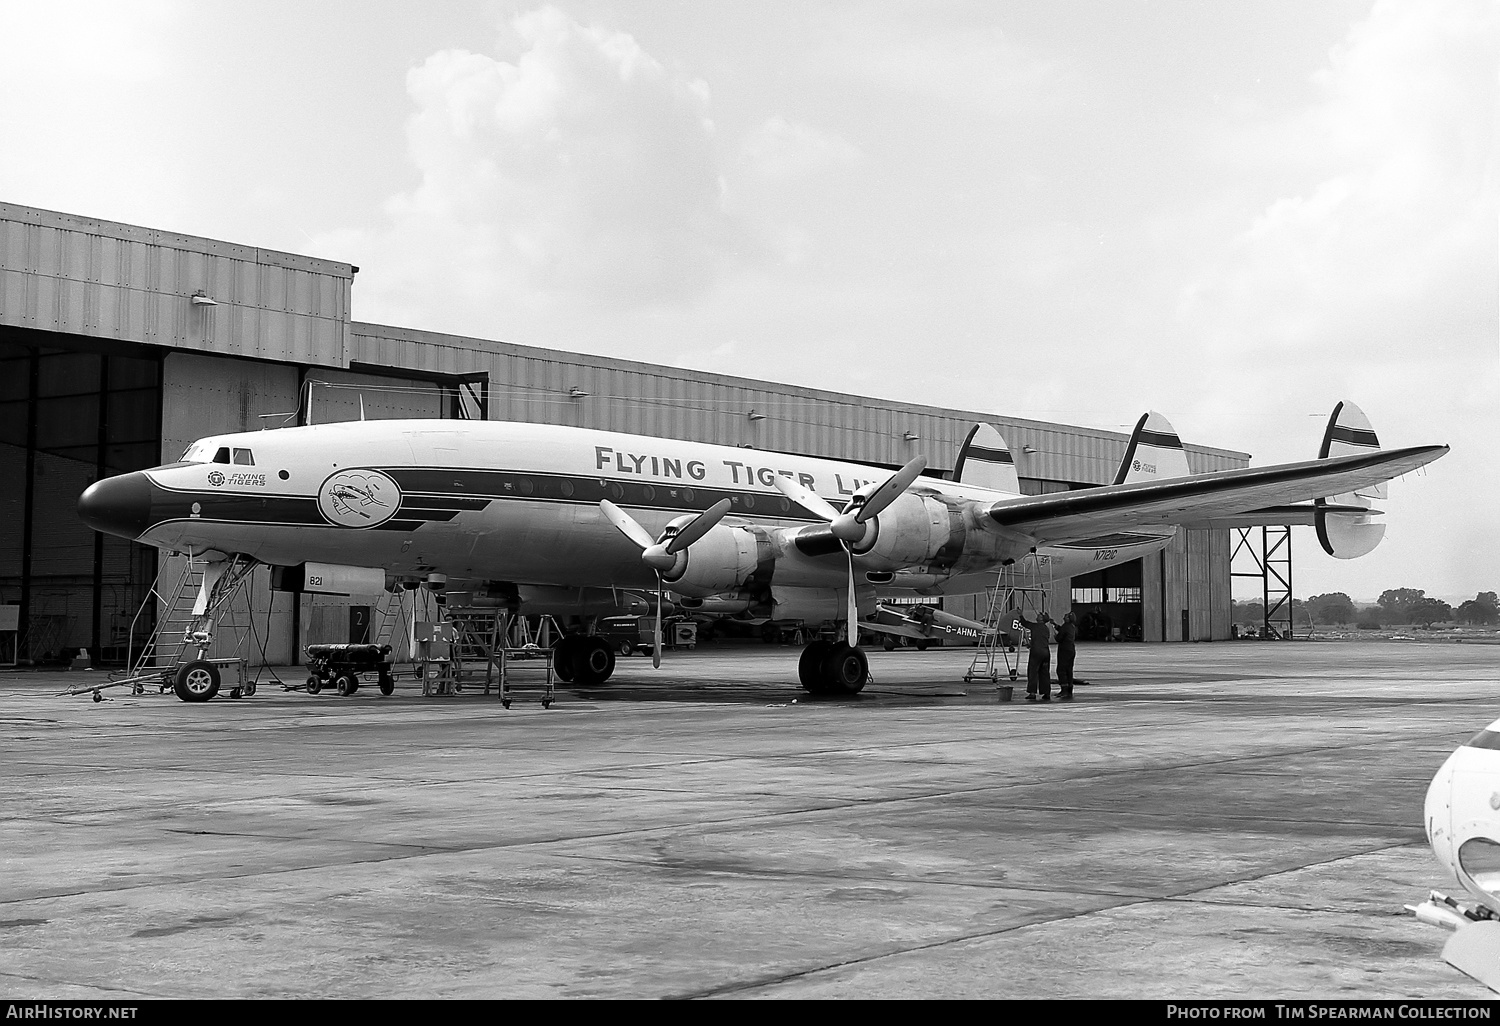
left=848, top=493, right=956, bottom=570
left=661, top=525, right=760, bottom=597
left=770, top=584, right=876, bottom=623
left=1425, top=720, right=1500, bottom=915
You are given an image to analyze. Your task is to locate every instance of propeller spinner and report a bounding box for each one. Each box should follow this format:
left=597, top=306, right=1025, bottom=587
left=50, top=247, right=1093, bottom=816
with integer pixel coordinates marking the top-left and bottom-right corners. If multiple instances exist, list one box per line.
left=600, top=498, right=732, bottom=667
left=773, top=456, right=927, bottom=646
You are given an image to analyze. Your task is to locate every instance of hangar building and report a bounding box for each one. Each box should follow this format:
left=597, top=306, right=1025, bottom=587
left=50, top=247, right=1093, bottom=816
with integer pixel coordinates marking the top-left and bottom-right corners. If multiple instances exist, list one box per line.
left=0, top=202, right=1251, bottom=666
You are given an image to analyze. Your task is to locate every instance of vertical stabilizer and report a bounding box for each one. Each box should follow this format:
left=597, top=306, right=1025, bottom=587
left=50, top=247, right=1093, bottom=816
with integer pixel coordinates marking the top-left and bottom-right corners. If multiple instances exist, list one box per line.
left=1316, top=400, right=1386, bottom=558
left=1113, top=412, right=1190, bottom=485
left=954, top=423, right=1019, bottom=493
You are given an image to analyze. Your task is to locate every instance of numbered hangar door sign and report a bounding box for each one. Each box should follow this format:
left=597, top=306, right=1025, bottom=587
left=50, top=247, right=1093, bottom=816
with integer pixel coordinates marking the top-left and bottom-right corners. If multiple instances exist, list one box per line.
left=318, top=469, right=402, bottom=528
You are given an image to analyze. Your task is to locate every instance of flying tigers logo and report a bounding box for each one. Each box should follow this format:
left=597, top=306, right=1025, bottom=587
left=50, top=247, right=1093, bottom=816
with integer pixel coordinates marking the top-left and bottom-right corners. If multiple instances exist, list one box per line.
left=317, top=469, right=402, bottom=528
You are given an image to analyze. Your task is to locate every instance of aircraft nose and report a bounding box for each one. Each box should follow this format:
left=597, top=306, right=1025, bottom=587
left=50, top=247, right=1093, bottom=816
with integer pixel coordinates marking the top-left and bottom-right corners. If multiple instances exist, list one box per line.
left=77, top=471, right=154, bottom=540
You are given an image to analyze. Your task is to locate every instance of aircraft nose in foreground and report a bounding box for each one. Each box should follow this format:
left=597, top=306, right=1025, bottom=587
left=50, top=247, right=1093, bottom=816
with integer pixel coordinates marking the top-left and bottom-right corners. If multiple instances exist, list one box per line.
left=77, top=471, right=154, bottom=541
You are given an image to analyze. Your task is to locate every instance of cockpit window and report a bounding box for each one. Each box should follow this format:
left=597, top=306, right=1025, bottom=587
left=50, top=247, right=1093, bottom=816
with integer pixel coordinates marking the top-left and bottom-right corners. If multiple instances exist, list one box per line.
left=1459, top=837, right=1500, bottom=898
left=232, top=448, right=255, bottom=466
left=213, top=447, right=231, bottom=464
left=1465, top=729, right=1500, bottom=751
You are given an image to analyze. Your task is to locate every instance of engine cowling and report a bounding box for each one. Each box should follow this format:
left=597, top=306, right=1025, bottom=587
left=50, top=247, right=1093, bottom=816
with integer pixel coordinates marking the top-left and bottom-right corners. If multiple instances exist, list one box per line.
left=660, top=524, right=760, bottom=597
left=847, top=493, right=956, bottom=570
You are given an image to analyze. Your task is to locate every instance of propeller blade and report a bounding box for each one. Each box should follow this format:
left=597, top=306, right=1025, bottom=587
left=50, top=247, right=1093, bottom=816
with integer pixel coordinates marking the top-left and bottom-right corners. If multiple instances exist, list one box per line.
left=772, top=475, right=841, bottom=522
left=653, top=577, right=663, bottom=669
left=854, top=456, right=927, bottom=524
left=665, top=498, right=732, bottom=554
left=831, top=456, right=928, bottom=541
left=599, top=500, right=655, bottom=550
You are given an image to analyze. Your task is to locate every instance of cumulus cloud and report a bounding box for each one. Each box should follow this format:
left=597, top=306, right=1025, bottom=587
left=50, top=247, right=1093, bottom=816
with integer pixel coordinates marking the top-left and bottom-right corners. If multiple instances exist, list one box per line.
left=1162, top=0, right=1498, bottom=598
left=1179, top=0, right=1496, bottom=361
left=335, top=4, right=755, bottom=331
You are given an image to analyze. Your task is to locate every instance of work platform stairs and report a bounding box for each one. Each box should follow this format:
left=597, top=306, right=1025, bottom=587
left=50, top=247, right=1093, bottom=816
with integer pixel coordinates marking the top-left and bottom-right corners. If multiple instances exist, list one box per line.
left=965, top=554, right=1055, bottom=685
left=415, top=603, right=557, bottom=708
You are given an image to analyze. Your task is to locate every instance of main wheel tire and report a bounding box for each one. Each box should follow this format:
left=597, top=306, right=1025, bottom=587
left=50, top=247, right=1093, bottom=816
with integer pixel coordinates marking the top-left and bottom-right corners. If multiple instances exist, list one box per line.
left=571, top=638, right=616, bottom=686
left=552, top=637, right=580, bottom=682
left=882, top=637, right=896, bottom=651
left=915, top=640, right=930, bottom=652
left=799, top=640, right=833, bottom=692
left=306, top=675, right=323, bottom=695
left=173, top=660, right=221, bottom=703
left=820, top=643, right=869, bottom=696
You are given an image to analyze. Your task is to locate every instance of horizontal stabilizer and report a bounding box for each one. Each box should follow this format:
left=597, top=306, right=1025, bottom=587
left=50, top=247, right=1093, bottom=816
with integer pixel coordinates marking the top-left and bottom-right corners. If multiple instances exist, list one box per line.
left=955, top=423, right=1019, bottom=493
left=1114, top=412, right=1190, bottom=485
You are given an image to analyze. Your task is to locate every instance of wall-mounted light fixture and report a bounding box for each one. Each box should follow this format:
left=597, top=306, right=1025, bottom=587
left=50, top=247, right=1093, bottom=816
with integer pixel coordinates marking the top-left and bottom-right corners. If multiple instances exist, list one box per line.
left=737, top=442, right=755, bottom=449
left=903, top=431, right=920, bottom=441
left=747, top=410, right=767, bottom=421
left=568, top=387, right=589, bottom=398
left=1021, top=445, right=1037, bottom=454
left=190, top=290, right=217, bottom=306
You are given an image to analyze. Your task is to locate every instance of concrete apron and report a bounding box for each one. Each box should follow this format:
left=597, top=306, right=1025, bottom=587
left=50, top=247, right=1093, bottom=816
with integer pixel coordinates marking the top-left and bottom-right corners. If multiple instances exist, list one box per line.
left=1, top=639, right=1496, bottom=999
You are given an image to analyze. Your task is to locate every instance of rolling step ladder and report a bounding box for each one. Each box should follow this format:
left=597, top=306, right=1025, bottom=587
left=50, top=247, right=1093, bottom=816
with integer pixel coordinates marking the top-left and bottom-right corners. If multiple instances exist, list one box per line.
left=416, top=605, right=556, bottom=707
left=965, top=553, right=1055, bottom=685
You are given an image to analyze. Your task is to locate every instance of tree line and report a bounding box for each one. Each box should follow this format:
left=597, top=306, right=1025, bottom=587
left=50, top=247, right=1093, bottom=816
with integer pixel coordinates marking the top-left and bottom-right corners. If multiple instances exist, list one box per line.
left=1232, top=590, right=1498, bottom=630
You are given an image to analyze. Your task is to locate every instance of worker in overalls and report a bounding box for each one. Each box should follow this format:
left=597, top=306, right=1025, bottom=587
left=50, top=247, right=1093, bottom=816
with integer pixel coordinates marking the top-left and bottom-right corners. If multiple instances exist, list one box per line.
left=1016, top=609, right=1054, bottom=702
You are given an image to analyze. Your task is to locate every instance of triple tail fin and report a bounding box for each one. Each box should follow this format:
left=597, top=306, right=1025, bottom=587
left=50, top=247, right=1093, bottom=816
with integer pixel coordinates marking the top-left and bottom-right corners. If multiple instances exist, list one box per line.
left=1114, top=412, right=1191, bottom=485
left=1316, top=400, right=1386, bottom=558
left=954, top=424, right=1019, bottom=493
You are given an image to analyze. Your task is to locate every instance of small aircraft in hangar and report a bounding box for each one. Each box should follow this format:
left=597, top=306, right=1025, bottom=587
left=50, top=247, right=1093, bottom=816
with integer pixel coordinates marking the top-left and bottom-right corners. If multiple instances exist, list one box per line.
left=76, top=400, right=1444, bottom=700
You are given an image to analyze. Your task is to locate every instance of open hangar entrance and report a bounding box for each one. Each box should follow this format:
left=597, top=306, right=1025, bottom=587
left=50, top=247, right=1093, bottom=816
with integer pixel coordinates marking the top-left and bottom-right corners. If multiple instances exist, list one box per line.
left=0, top=327, right=163, bottom=665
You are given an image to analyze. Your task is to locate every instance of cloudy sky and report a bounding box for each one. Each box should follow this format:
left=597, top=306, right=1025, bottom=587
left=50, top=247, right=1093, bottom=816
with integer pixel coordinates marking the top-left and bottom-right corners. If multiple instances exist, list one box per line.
left=0, top=0, right=1494, bottom=602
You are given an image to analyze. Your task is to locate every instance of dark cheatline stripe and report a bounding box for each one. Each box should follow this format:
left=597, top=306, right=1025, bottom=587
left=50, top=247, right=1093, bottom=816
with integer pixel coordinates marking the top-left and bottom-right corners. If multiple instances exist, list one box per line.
left=398, top=494, right=492, bottom=511
left=1136, top=429, right=1183, bottom=449
left=964, top=445, right=1014, bottom=464
left=149, top=488, right=324, bottom=527
left=1328, top=425, right=1379, bottom=448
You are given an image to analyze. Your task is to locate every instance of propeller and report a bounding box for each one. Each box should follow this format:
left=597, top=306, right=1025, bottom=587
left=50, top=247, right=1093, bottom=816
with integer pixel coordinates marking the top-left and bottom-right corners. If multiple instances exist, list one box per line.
left=774, top=456, right=928, bottom=646
left=600, top=498, right=732, bottom=668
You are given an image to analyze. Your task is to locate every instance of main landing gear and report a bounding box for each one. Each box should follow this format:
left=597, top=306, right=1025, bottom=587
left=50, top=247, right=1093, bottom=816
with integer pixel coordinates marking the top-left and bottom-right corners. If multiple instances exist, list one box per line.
left=798, top=639, right=868, bottom=696
left=552, top=635, right=617, bottom=686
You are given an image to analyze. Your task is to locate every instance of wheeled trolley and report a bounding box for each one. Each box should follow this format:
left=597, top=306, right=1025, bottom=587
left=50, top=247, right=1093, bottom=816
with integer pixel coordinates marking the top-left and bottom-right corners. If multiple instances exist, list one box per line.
left=303, top=643, right=397, bottom=697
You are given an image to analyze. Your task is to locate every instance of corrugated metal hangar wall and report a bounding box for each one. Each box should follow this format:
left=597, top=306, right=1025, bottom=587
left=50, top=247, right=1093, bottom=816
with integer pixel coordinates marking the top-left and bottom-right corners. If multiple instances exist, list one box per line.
left=0, top=201, right=1244, bottom=665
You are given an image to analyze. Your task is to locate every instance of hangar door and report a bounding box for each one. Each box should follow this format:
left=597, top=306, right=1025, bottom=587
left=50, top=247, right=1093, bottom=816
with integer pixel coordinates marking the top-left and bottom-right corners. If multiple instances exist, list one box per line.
left=0, top=335, right=161, bottom=664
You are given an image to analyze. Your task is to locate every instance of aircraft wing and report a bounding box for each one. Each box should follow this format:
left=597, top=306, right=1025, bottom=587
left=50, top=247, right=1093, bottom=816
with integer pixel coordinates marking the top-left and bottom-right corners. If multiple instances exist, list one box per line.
left=982, top=444, right=1445, bottom=544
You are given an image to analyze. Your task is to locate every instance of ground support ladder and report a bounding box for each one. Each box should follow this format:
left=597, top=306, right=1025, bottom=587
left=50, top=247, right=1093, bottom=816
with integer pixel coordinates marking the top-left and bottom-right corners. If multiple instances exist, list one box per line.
left=65, top=554, right=255, bottom=702
left=965, top=554, right=1054, bottom=688
left=496, top=615, right=557, bottom=710
left=417, top=607, right=556, bottom=707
